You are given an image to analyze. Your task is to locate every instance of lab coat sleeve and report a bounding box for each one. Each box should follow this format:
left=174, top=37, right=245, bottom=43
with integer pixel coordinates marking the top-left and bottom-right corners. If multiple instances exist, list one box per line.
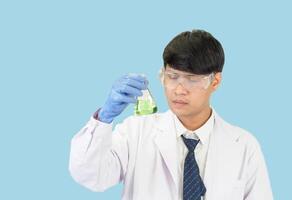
left=69, top=116, right=131, bottom=192
left=244, top=138, right=274, bottom=200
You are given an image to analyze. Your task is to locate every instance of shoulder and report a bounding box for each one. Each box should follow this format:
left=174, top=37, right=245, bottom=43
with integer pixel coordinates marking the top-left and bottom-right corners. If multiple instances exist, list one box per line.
left=214, top=111, right=262, bottom=151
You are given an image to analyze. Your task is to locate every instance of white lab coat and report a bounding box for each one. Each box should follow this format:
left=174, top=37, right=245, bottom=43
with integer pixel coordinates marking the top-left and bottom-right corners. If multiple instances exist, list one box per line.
left=69, top=109, right=273, bottom=200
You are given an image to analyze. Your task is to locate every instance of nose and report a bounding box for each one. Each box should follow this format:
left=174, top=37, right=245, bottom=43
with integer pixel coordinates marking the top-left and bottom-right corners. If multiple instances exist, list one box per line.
left=174, top=83, right=188, bottom=95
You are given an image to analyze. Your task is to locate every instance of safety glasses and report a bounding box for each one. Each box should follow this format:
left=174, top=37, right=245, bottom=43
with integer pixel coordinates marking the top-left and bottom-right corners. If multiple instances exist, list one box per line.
left=159, top=68, right=215, bottom=90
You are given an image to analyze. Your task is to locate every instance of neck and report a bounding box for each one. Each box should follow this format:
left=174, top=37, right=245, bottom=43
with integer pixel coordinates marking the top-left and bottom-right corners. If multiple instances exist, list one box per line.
left=178, top=106, right=212, bottom=131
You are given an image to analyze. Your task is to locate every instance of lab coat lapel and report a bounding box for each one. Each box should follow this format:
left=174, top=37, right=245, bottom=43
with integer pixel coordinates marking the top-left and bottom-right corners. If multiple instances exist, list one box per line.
left=203, top=110, right=242, bottom=200
left=153, top=110, right=179, bottom=194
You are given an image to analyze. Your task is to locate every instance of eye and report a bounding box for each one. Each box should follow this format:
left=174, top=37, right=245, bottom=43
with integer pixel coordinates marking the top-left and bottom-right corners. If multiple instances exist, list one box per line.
left=187, top=75, right=201, bottom=82
left=166, top=73, right=179, bottom=79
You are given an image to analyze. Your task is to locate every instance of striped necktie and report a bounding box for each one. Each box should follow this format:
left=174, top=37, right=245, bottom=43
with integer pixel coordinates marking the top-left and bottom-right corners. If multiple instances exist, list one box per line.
left=181, top=135, right=206, bottom=200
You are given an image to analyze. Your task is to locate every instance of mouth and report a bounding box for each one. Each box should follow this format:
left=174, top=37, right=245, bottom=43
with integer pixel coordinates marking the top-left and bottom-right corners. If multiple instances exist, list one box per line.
left=173, top=99, right=188, bottom=103
left=172, top=100, right=188, bottom=108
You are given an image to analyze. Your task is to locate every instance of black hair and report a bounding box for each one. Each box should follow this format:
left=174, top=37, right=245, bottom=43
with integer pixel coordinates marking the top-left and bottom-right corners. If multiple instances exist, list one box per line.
left=162, top=29, right=225, bottom=75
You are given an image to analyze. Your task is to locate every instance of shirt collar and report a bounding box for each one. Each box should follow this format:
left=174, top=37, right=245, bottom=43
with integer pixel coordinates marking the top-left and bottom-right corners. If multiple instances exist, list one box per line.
left=173, top=107, right=215, bottom=145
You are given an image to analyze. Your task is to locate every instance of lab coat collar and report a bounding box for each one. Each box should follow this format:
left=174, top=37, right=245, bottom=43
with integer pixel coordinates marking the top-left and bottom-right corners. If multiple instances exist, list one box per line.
left=154, top=108, right=241, bottom=142
left=173, top=108, right=215, bottom=145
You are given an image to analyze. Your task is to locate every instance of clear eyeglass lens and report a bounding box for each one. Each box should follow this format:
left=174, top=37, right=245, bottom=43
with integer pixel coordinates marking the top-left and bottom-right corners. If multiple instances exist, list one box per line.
left=163, top=71, right=213, bottom=90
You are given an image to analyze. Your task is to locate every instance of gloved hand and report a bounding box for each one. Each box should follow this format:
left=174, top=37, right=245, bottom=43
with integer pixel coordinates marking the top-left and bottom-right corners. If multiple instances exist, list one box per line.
left=98, top=73, right=148, bottom=123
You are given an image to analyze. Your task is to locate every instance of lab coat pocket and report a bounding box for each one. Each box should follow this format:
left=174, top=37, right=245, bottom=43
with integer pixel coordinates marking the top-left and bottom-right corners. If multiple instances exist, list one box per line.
left=230, top=180, right=245, bottom=200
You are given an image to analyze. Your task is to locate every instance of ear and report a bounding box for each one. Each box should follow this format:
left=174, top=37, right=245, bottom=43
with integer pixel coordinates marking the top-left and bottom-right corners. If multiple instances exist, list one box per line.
left=211, top=72, right=222, bottom=91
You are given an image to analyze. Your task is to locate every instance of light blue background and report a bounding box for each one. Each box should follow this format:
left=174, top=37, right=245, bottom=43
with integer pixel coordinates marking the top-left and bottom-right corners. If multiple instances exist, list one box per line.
left=0, top=0, right=291, bottom=199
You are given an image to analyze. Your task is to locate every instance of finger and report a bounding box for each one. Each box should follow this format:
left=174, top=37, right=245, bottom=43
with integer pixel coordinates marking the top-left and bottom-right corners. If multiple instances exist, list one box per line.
left=113, top=91, right=137, bottom=104
left=125, top=73, right=149, bottom=85
left=124, top=78, right=148, bottom=90
left=114, top=82, right=143, bottom=96
left=121, top=85, right=143, bottom=97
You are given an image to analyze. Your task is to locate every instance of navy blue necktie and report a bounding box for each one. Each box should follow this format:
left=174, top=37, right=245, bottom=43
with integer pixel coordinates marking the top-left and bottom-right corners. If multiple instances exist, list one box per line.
left=181, top=135, right=206, bottom=200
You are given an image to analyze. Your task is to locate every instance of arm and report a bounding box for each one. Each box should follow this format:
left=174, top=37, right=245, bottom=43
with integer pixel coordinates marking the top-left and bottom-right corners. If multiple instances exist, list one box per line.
left=244, top=141, right=274, bottom=200
left=69, top=116, right=130, bottom=192
left=69, top=73, right=147, bottom=191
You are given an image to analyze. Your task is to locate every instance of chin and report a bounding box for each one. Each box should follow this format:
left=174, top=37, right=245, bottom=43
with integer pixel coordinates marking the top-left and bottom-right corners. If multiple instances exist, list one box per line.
left=170, top=106, right=189, bottom=117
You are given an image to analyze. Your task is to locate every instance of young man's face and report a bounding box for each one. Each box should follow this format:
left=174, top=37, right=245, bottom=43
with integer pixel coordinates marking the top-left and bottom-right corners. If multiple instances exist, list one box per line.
left=163, top=66, right=221, bottom=119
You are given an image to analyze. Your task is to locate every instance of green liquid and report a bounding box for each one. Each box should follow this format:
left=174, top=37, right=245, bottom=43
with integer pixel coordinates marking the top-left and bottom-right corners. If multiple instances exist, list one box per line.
left=134, top=99, right=158, bottom=115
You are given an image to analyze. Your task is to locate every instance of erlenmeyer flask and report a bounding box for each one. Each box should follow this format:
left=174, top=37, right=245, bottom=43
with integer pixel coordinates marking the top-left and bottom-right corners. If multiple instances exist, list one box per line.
left=134, top=88, right=157, bottom=115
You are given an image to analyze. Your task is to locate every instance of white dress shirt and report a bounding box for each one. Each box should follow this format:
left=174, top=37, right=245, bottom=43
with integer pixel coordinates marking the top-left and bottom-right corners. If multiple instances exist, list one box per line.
left=174, top=109, right=215, bottom=200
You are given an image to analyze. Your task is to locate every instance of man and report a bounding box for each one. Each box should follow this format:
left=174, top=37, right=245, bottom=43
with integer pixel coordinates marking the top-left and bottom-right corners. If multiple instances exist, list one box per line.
left=69, top=29, right=273, bottom=200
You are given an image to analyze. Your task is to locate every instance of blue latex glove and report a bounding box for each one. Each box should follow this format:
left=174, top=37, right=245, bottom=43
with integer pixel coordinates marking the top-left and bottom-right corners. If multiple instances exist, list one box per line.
left=98, top=74, right=148, bottom=123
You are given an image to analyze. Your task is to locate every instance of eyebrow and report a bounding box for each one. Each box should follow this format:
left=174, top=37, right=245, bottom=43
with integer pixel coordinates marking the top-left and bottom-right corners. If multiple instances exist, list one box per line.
left=165, top=70, right=196, bottom=76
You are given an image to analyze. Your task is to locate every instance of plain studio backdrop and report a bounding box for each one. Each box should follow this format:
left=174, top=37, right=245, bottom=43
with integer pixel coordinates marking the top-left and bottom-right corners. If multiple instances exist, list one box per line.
left=0, top=0, right=291, bottom=199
